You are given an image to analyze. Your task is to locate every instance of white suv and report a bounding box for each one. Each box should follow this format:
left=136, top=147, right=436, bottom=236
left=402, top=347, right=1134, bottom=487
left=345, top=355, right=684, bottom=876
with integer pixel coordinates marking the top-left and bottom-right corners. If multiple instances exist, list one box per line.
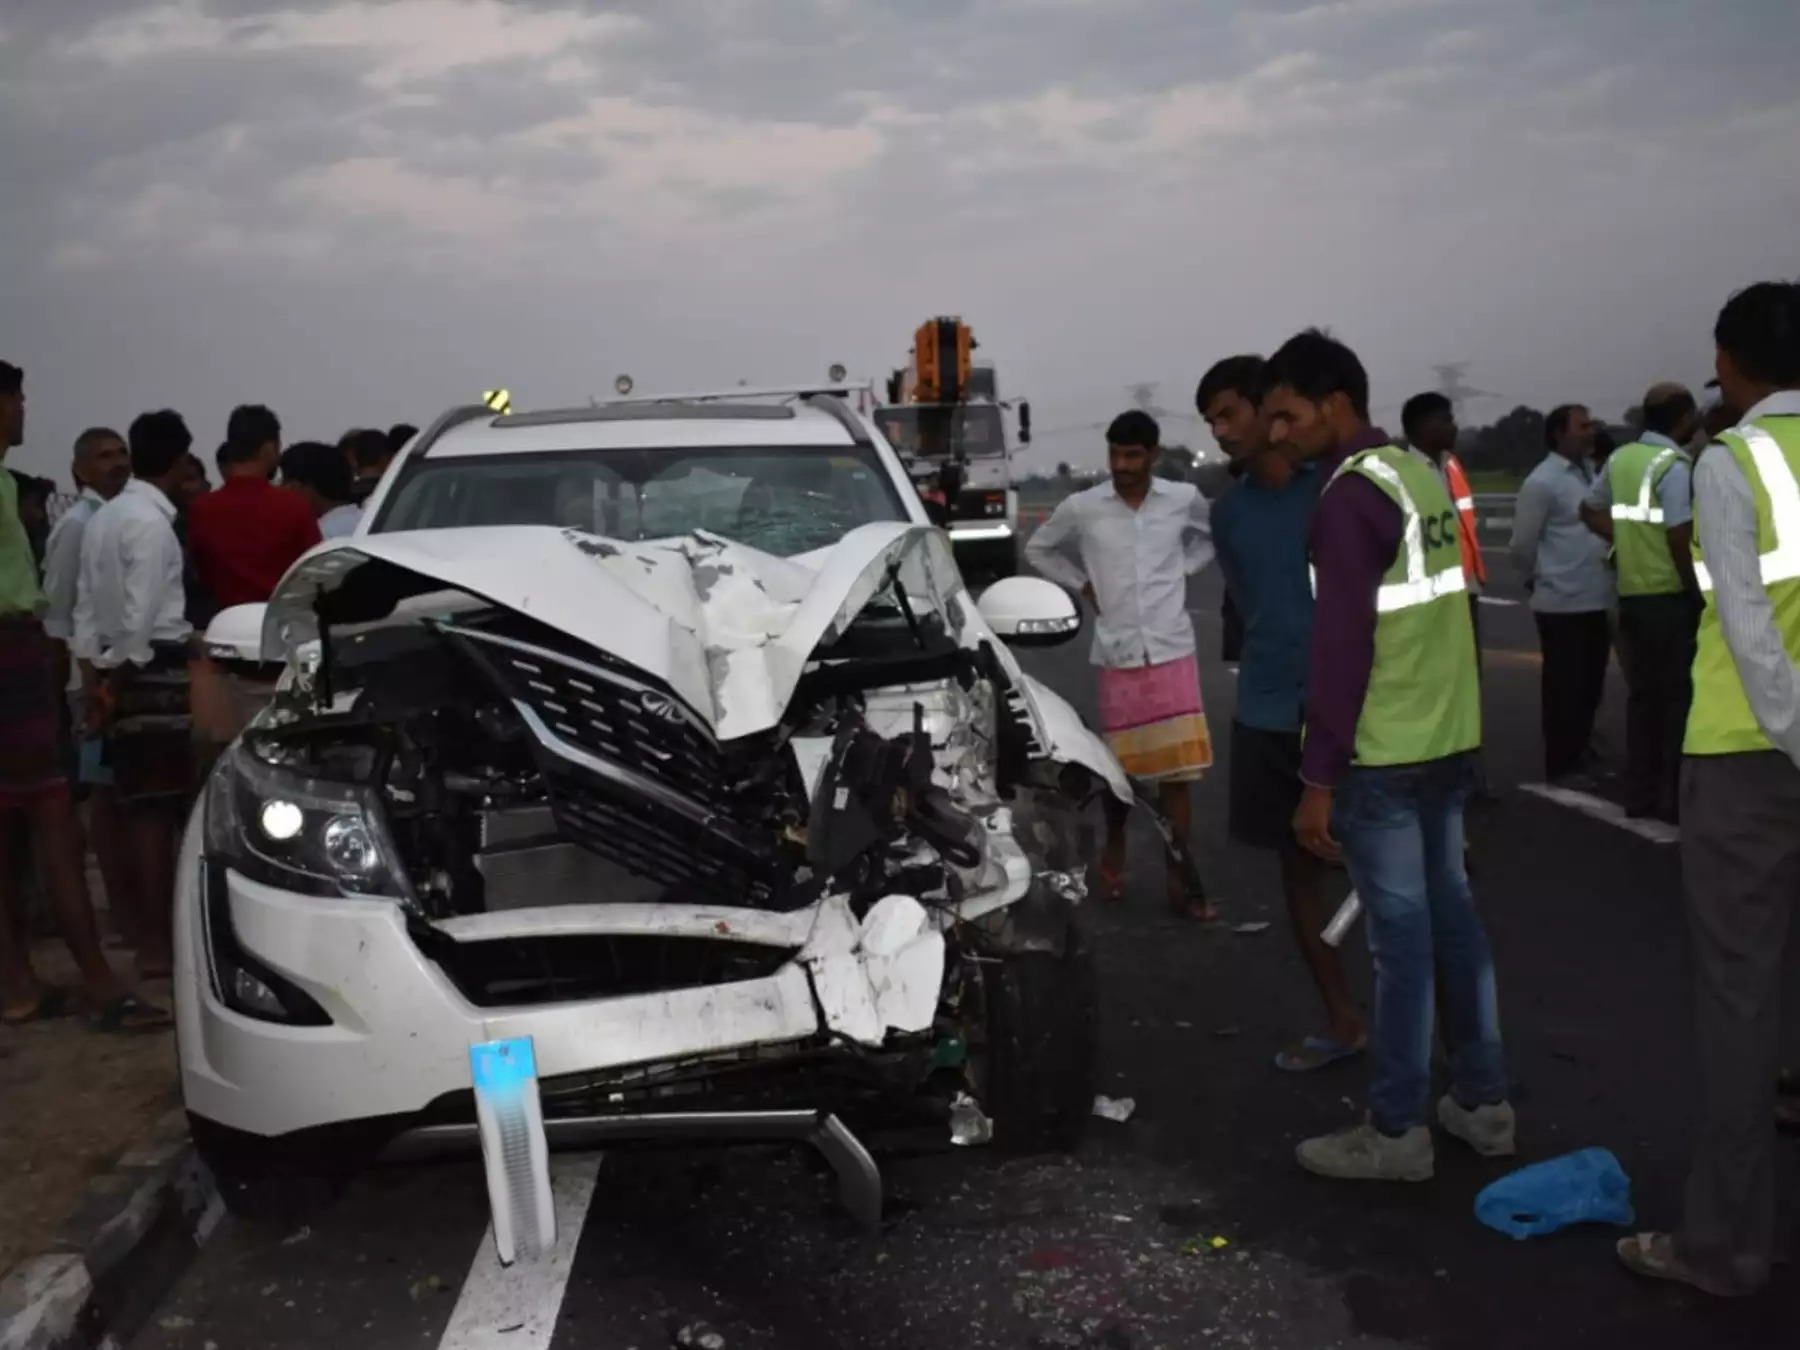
left=177, top=392, right=1129, bottom=1225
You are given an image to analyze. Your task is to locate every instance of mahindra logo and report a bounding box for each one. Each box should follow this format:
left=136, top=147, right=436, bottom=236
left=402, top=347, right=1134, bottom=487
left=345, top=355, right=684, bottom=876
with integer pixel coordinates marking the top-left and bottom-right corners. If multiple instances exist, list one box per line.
left=640, top=692, right=685, bottom=724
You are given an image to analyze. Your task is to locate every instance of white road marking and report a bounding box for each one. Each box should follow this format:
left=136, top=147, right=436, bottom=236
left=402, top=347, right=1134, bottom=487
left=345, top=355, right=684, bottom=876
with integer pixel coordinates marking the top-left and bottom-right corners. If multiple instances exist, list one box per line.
left=1476, top=596, right=1521, bottom=607
left=1518, top=783, right=1680, bottom=845
left=437, top=1154, right=603, bottom=1350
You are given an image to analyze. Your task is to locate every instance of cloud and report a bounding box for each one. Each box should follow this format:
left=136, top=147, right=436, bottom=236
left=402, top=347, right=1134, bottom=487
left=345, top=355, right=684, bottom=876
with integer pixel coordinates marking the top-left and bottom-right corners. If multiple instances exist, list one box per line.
left=6, top=0, right=1800, bottom=482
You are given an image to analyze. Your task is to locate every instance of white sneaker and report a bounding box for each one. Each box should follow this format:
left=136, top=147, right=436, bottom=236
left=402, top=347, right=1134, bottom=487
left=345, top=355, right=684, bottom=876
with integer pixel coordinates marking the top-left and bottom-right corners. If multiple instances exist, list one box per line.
left=1437, top=1095, right=1517, bottom=1157
left=1296, top=1120, right=1435, bottom=1182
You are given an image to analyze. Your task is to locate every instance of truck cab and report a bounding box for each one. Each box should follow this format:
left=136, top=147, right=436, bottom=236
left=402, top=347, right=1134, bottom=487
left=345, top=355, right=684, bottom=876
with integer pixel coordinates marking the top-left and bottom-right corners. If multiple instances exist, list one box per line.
left=873, top=363, right=1026, bottom=584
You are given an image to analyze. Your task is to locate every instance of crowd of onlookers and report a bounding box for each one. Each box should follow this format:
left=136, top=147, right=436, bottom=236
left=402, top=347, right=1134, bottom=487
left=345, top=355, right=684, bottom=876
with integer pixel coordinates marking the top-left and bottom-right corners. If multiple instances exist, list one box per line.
left=1028, top=279, right=1800, bottom=1300
left=0, top=361, right=413, bottom=1036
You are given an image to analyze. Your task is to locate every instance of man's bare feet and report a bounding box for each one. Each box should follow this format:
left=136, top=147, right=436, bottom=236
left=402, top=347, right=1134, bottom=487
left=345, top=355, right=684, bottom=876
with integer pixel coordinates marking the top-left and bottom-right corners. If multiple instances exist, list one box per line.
left=1166, top=870, right=1218, bottom=921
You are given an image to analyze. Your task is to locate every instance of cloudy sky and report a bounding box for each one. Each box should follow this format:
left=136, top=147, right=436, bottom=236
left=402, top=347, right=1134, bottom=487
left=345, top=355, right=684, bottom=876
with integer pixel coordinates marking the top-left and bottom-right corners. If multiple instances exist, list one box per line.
left=4, top=0, right=1798, bottom=484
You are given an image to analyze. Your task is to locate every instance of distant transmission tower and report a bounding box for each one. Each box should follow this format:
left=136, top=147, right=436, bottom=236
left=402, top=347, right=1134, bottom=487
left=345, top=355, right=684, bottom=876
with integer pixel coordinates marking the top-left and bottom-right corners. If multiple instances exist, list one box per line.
left=1431, top=362, right=1501, bottom=419
left=1128, top=382, right=1171, bottom=418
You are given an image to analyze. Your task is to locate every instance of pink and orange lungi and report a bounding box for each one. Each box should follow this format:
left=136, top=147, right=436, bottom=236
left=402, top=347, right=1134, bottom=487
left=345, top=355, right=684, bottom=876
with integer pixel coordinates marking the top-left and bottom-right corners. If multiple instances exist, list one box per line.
left=1096, top=652, right=1213, bottom=784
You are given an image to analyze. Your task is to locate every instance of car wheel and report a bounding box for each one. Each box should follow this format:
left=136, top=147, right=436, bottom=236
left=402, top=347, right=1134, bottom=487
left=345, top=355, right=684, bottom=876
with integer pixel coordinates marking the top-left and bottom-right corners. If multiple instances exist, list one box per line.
left=188, top=1114, right=345, bottom=1227
left=978, top=912, right=1098, bottom=1153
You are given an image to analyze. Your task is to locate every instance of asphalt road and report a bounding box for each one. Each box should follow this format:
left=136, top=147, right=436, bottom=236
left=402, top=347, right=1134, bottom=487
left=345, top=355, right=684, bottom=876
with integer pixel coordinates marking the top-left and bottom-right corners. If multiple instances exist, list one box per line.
left=130, top=565, right=1799, bottom=1350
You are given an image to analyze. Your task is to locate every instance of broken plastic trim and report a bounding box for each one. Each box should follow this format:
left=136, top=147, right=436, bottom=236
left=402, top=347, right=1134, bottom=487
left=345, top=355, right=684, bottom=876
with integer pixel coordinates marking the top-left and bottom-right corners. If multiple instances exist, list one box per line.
left=379, top=1109, right=883, bottom=1234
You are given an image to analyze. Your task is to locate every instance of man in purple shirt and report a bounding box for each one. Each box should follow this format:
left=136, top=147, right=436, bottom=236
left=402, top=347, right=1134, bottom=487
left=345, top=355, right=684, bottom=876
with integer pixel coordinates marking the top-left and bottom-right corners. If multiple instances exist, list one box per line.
left=1260, top=329, right=1512, bottom=1183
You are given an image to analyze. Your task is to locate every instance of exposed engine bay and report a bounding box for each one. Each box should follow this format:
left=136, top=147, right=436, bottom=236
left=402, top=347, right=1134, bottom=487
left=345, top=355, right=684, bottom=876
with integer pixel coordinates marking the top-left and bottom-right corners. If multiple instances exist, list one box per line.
left=241, top=585, right=1062, bottom=925
left=214, top=525, right=1113, bottom=1025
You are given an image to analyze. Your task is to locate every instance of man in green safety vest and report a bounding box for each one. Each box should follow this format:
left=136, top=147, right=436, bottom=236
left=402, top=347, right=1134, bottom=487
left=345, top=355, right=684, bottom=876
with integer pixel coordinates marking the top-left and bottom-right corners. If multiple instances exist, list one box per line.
left=1259, top=329, right=1512, bottom=1183
left=1618, top=281, right=1800, bottom=1298
left=1580, top=383, right=1703, bottom=820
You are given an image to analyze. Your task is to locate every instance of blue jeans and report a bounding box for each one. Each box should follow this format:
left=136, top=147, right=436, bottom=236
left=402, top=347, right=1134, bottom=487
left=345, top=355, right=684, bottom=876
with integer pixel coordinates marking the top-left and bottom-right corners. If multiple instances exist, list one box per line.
left=1334, top=752, right=1506, bottom=1134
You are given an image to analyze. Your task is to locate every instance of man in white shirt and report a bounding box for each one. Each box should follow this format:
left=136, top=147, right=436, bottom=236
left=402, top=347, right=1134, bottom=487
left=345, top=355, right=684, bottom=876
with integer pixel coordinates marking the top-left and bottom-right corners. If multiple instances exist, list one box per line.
left=41, top=427, right=134, bottom=944
left=1025, top=410, right=1218, bottom=919
left=74, top=410, right=198, bottom=984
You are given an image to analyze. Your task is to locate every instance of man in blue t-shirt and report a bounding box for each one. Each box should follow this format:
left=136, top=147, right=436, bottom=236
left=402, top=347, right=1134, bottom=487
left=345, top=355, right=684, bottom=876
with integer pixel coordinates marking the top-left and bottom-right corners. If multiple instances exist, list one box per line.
left=1200, top=356, right=1364, bottom=1072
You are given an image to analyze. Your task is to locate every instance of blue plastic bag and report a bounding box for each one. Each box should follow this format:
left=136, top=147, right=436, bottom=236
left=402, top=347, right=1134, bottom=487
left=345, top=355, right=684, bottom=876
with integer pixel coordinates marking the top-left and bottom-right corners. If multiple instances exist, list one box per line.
left=1474, top=1147, right=1636, bottom=1240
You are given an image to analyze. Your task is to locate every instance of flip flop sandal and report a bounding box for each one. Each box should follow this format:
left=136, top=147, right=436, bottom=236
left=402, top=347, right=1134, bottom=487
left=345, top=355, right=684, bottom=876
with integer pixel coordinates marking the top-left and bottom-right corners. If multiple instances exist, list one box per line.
left=90, top=995, right=173, bottom=1034
left=1274, top=1035, right=1367, bottom=1074
left=1, top=987, right=77, bottom=1025
left=1616, top=1233, right=1746, bottom=1298
left=1166, top=876, right=1217, bottom=922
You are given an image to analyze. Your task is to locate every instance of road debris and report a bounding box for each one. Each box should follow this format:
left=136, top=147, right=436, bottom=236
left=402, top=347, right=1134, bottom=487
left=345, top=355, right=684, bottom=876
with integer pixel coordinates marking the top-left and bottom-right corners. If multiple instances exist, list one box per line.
left=1230, top=921, right=1271, bottom=935
left=1321, top=890, right=1362, bottom=947
left=1091, top=1095, right=1136, bottom=1123
left=674, top=1320, right=727, bottom=1349
left=948, top=1091, right=994, bottom=1146
left=1178, top=1236, right=1231, bottom=1256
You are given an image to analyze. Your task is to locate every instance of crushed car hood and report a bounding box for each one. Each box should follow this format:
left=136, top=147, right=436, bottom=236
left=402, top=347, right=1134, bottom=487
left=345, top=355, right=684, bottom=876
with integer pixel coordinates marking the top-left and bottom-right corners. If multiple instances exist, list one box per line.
left=265, top=523, right=1097, bottom=761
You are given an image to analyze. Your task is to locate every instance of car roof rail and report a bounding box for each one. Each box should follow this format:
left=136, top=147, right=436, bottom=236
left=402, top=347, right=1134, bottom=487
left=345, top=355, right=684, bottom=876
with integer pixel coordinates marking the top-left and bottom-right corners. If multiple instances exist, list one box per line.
left=408, top=403, right=500, bottom=460
left=803, top=393, right=871, bottom=446
left=496, top=403, right=797, bottom=428
left=605, top=383, right=870, bottom=405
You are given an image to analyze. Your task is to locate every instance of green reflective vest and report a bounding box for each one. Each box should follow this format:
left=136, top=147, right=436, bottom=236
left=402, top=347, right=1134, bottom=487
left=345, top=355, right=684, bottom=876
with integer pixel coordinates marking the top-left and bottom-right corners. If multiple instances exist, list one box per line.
left=1684, top=416, right=1800, bottom=756
left=1606, top=440, right=1689, bottom=596
left=1325, top=445, right=1482, bottom=767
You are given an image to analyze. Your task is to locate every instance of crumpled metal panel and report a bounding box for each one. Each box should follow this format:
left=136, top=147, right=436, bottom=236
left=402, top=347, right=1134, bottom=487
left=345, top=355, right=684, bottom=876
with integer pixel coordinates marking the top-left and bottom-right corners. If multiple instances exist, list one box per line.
left=263, top=521, right=1130, bottom=798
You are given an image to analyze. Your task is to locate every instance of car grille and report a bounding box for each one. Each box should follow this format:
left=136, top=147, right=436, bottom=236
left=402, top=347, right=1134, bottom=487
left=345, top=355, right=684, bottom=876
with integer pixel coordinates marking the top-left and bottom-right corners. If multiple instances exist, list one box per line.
left=436, top=622, right=780, bottom=904
left=540, top=763, right=770, bottom=902
left=423, top=932, right=796, bottom=1009
left=448, top=624, right=726, bottom=805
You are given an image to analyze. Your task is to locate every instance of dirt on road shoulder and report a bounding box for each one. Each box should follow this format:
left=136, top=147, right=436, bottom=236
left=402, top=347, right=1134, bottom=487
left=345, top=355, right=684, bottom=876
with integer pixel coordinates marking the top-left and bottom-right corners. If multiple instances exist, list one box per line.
left=0, top=944, right=177, bottom=1275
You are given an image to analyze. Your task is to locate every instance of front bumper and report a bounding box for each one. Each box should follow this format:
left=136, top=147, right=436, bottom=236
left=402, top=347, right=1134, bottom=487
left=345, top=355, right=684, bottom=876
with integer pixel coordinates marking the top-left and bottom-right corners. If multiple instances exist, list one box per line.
left=173, top=805, right=1030, bottom=1141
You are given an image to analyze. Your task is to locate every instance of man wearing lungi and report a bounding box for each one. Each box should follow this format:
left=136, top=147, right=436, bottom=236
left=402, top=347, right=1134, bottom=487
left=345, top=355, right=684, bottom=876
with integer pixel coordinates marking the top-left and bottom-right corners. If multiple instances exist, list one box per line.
left=1025, top=410, right=1218, bottom=920
left=0, top=362, right=158, bottom=1030
left=74, top=410, right=202, bottom=989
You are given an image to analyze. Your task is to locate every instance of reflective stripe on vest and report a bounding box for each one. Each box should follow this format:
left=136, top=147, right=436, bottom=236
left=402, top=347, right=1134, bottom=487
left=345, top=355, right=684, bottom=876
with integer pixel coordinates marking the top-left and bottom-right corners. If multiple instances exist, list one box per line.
left=1308, top=455, right=1471, bottom=612
left=1685, top=418, right=1800, bottom=757
left=1607, top=441, right=1688, bottom=596
left=1610, top=447, right=1678, bottom=524
left=1693, top=425, right=1800, bottom=592
left=1312, top=445, right=1482, bottom=767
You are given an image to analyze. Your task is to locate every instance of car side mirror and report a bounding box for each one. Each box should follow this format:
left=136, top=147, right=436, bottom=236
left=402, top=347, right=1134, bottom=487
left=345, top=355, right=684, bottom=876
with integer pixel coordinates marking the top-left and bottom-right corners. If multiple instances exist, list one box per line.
left=204, top=602, right=271, bottom=664
left=976, top=576, right=1081, bottom=647
left=1017, top=400, right=1032, bottom=445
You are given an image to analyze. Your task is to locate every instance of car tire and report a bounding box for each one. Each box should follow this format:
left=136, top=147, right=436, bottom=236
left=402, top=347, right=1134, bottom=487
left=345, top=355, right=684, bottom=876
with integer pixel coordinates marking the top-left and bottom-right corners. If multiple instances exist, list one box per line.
left=188, top=1115, right=345, bottom=1227
left=979, top=912, right=1098, bottom=1154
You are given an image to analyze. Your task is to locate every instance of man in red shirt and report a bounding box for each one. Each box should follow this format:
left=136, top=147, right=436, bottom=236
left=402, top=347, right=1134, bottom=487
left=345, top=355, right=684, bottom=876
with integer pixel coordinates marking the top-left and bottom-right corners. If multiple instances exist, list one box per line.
left=188, top=405, right=320, bottom=608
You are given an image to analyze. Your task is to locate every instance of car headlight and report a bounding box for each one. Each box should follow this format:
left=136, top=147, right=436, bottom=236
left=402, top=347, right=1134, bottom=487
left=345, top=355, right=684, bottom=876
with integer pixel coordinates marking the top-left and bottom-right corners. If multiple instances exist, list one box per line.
left=204, top=741, right=410, bottom=900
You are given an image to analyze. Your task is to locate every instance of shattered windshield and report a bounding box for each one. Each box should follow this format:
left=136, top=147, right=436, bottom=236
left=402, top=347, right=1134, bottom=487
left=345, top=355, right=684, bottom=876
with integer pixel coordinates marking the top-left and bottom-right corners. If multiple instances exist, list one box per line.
left=873, top=405, right=1005, bottom=460
left=372, top=445, right=908, bottom=556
